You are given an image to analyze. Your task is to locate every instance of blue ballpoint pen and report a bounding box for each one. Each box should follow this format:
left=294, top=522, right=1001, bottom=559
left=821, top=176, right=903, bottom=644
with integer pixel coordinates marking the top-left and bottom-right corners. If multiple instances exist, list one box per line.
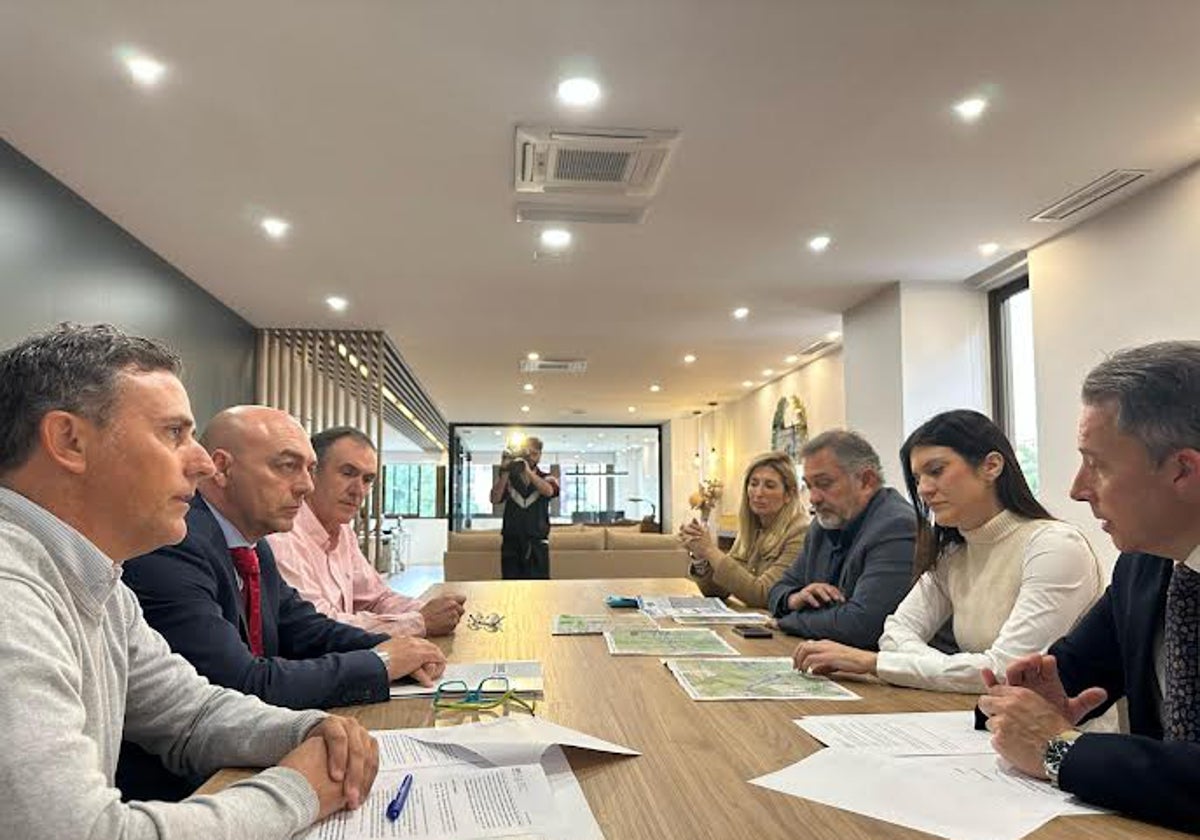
left=385, top=773, right=414, bottom=822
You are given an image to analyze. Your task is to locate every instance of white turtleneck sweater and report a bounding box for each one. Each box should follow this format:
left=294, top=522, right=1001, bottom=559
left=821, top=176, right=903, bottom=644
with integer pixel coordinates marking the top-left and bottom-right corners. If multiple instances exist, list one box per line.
left=876, top=510, right=1103, bottom=693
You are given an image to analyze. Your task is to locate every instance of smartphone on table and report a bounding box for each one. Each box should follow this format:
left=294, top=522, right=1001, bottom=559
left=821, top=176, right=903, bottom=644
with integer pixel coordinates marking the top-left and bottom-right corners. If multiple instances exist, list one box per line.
left=731, top=624, right=773, bottom=638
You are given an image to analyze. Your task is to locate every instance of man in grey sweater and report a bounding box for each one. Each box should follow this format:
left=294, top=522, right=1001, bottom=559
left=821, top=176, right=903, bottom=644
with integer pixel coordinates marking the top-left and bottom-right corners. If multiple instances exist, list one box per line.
left=767, top=430, right=918, bottom=648
left=0, top=323, right=379, bottom=839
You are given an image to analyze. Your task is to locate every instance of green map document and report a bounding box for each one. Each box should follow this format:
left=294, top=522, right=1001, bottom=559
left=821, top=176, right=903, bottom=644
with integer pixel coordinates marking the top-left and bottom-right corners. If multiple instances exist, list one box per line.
left=603, top=628, right=740, bottom=657
left=551, top=613, right=657, bottom=635
left=664, top=657, right=861, bottom=701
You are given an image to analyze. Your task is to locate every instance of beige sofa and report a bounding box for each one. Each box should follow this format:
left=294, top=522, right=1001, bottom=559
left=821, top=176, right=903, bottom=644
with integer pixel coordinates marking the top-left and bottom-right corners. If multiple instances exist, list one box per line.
left=443, top=526, right=689, bottom=581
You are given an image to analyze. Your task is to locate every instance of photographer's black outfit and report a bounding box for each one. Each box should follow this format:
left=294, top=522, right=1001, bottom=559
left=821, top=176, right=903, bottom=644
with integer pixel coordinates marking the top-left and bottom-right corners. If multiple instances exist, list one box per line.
left=500, top=466, right=558, bottom=579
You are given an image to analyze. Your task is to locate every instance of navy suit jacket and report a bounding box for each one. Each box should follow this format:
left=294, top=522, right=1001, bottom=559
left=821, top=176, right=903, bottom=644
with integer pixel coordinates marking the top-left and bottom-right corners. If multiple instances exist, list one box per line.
left=122, top=493, right=391, bottom=709
left=1047, top=552, right=1199, bottom=833
left=117, top=494, right=392, bottom=801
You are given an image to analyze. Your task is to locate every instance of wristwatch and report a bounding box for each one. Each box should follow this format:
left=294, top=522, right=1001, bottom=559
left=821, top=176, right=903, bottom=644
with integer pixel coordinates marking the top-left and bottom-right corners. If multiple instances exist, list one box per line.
left=374, top=648, right=391, bottom=671
left=1043, top=729, right=1082, bottom=788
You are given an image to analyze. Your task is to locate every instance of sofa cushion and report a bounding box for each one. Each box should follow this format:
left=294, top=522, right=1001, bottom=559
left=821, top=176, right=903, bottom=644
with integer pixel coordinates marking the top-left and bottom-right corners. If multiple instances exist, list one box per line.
left=606, top=530, right=682, bottom=550
left=447, top=530, right=502, bottom=551
left=549, top=529, right=606, bottom=550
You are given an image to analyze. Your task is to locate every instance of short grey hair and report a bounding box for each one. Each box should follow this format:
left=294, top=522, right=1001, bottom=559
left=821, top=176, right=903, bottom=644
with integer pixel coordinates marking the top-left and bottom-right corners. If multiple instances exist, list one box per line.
left=0, top=323, right=181, bottom=473
left=799, top=429, right=884, bottom=482
left=1081, top=340, right=1200, bottom=463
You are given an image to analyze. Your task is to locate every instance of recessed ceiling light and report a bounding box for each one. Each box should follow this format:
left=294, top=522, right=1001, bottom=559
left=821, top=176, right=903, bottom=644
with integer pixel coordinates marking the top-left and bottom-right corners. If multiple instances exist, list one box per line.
left=494, top=430, right=502, bottom=436
left=808, top=234, right=832, bottom=252
left=683, top=354, right=697, bottom=364
left=827, top=331, right=842, bottom=341
left=762, top=369, right=774, bottom=377
left=522, top=383, right=534, bottom=392
left=557, top=77, right=602, bottom=107
left=540, top=228, right=572, bottom=250
left=732, top=307, right=749, bottom=320
left=627, top=406, right=637, bottom=413
left=527, top=351, right=540, bottom=361
left=520, top=405, right=530, bottom=413
left=325, top=296, right=348, bottom=312
left=649, top=384, right=662, bottom=393
left=598, top=433, right=605, bottom=439
left=742, top=380, right=754, bottom=388
left=953, top=97, right=988, bottom=123
left=260, top=217, right=290, bottom=239
left=978, top=242, right=1000, bottom=257
left=784, top=355, right=799, bottom=364
left=122, top=52, right=166, bottom=87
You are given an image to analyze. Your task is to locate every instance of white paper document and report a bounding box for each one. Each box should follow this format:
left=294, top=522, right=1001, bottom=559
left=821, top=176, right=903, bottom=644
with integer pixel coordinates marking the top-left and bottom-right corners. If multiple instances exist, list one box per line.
left=637, top=595, right=736, bottom=619
left=795, top=711, right=992, bottom=755
left=398, top=716, right=640, bottom=766
left=671, top=612, right=770, bottom=625
left=301, top=763, right=557, bottom=840
left=390, top=660, right=543, bottom=699
left=752, top=748, right=1107, bottom=840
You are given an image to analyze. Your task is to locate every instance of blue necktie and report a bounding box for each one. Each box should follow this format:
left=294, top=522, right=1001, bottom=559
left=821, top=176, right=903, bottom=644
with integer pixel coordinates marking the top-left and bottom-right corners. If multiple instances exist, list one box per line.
left=1164, top=562, right=1200, bottom=741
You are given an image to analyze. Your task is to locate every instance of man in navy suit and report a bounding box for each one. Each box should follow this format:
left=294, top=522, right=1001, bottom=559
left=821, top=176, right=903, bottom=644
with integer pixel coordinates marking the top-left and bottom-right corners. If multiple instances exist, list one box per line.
left=119, top=406, right=445, bottom=800
left=980, top=341, right=1200, bottom=833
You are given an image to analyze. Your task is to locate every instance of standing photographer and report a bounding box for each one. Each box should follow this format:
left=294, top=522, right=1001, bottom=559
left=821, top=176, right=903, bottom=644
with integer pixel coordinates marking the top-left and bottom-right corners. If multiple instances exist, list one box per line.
left=489, top=436, right=559, bottom=579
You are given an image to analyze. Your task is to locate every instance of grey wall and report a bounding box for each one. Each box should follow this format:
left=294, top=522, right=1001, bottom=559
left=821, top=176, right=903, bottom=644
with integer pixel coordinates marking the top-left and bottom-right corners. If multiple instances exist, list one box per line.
left=0, top=140, right=254, bottom=423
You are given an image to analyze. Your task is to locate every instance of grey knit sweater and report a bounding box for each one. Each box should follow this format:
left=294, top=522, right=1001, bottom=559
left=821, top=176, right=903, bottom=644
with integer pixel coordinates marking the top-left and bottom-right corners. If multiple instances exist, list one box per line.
left=0, top=487, right=327, bottom=839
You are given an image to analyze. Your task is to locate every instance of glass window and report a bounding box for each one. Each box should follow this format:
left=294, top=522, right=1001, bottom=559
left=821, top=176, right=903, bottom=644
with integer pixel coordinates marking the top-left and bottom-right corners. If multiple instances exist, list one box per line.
left=990, top=278, right=1039, bottom=494
left=382, top=463, right=439, bottom=518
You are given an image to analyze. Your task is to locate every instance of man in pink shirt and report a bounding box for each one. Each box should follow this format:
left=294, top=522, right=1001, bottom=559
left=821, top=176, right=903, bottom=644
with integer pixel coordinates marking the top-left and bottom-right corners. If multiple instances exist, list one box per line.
left=268, top=427, right=465, bottom=637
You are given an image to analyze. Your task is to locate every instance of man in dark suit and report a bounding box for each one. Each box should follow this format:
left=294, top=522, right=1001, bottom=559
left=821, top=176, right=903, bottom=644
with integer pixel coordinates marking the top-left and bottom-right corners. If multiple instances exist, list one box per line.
left=119, top=406, right=445, bottom=800
left=980, top=341, right=1200, bottom=833
left=766, top=430, right=918, bottom=649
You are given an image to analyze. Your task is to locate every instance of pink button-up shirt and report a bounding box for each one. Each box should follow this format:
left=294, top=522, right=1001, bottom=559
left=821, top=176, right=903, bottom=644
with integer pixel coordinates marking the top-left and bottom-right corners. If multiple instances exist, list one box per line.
left=267, top=502, right=426, bottom=636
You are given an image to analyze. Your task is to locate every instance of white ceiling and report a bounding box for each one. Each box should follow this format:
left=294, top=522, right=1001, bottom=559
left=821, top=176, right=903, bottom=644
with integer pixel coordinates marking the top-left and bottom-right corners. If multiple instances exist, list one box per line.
left=4, top=2, right=1199, bottom=426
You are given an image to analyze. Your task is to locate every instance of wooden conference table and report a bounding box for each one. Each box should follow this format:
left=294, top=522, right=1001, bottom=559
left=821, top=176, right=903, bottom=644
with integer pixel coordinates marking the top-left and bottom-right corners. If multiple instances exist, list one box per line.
left=201, top=578, right=1189, bottom=840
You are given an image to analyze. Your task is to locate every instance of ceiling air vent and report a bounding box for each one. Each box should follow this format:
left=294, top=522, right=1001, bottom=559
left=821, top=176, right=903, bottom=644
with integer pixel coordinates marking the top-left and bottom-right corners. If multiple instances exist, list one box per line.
left=1031, top=169, right=1150, bottom=222
left=515, top=126, right=679, bottom=197
left=800, top=338, right=835, bottom=356
left=515, top=203, right=647, bottom=225
left=520, top=358, right=588, bottom=374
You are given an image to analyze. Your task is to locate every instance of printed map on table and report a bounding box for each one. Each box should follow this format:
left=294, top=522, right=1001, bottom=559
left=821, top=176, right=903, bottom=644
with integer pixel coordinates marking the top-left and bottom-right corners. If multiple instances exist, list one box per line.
left=664, top=657, right=861, bottom=701
left=551, top=613, right=657, bottom=635
left=603, top=627, right=740, bottom=656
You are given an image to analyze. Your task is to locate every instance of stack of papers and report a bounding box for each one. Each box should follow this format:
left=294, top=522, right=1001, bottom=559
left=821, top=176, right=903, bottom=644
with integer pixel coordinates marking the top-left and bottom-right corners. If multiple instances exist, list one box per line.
left=637, top=595, right=739, bottom=620
left=390, top=660, right=542, bottom=699
left=603, top=627, right=740, bottom=656
left=752, top=711, right=1107, bottom=840
left=665, top=657, right=860, bottom=702
left=551, top=613, right=657, bottom=635
left=300, top=717, right=638, bottom=840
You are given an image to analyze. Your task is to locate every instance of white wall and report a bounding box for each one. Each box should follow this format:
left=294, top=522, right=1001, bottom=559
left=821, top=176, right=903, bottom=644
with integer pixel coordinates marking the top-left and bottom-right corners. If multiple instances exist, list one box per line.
left=1029, top=161, right=1200, bottom=571
left=843, top=283, right=990, bottom=486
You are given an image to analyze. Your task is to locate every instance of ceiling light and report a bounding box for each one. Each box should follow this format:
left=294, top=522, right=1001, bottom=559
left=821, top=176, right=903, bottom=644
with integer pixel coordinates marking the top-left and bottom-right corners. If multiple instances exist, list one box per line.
left=742, top=380, right=754, bottom=388
left=494, top=430, right=502, bottom=436
left=325, top=296, right=348, bottom=312
left=557, top=77, right=602, bottom=107
left=260, top=217, right=290, bottom=239
left=598, top=433, right=606, bottom=439
left=827, top=331, right=842, bottom=341
left=520, top=405, right=530, bottom=413
left=649, top=384, right=661, bottom=393
left=683, top=354, right=697, bottom=364
left=527, top=351, right=540, bottom=361
left=732, top=307, right=749, bottom=320
left=807, top=234, right=832, bottom=253
left=978, top=242, right=1000, bottom=257
left=762, top=369, right=774, bottom=377
left=784, top=355, right=799, bottom=364
left=522, top=383, right=534, bottom=392
left=953, top=97, right=988, bottom=123
left=540, top=228, right=572, bottom=250
left=122, top=52, right=166, bottom=87
left=627, top=406, right=637, bottom=413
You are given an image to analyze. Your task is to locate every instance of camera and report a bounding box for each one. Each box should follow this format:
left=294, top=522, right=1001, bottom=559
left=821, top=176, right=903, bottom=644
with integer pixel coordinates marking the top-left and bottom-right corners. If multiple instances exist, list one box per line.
left=502, top=447, right=530, bottom=482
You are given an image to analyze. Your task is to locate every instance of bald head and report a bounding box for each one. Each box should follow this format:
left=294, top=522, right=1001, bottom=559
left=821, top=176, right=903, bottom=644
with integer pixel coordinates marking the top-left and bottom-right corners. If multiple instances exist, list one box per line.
left=199, top=405, right=316, bottom=542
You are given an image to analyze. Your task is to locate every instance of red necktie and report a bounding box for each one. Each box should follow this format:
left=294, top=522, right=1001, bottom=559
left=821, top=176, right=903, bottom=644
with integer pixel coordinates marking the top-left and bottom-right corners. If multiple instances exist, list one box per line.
left=229, top=546, right=264, bottom=657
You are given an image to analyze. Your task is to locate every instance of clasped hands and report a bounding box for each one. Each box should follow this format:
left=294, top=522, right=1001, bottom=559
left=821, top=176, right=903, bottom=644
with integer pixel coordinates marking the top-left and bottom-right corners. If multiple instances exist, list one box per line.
left=978, top=653, right=1108, bottom=778
left=279, top=715, right=380, bottom=819
left=677, top=519, right=716, bottom=563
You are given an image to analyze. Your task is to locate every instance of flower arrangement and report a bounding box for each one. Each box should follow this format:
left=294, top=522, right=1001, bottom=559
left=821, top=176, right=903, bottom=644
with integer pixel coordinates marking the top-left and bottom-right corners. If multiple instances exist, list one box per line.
left=687, top=478, right=724, bottom=523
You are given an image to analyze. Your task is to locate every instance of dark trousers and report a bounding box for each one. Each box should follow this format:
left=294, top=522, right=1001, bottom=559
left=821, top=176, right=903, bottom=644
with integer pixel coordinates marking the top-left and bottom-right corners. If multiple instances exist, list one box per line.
left=501, top=535, right=550, bottom=579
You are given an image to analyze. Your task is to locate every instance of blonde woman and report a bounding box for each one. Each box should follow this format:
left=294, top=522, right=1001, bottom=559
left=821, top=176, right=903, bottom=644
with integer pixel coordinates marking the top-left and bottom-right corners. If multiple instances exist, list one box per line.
left=678, top=451, right=808, bottom=608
